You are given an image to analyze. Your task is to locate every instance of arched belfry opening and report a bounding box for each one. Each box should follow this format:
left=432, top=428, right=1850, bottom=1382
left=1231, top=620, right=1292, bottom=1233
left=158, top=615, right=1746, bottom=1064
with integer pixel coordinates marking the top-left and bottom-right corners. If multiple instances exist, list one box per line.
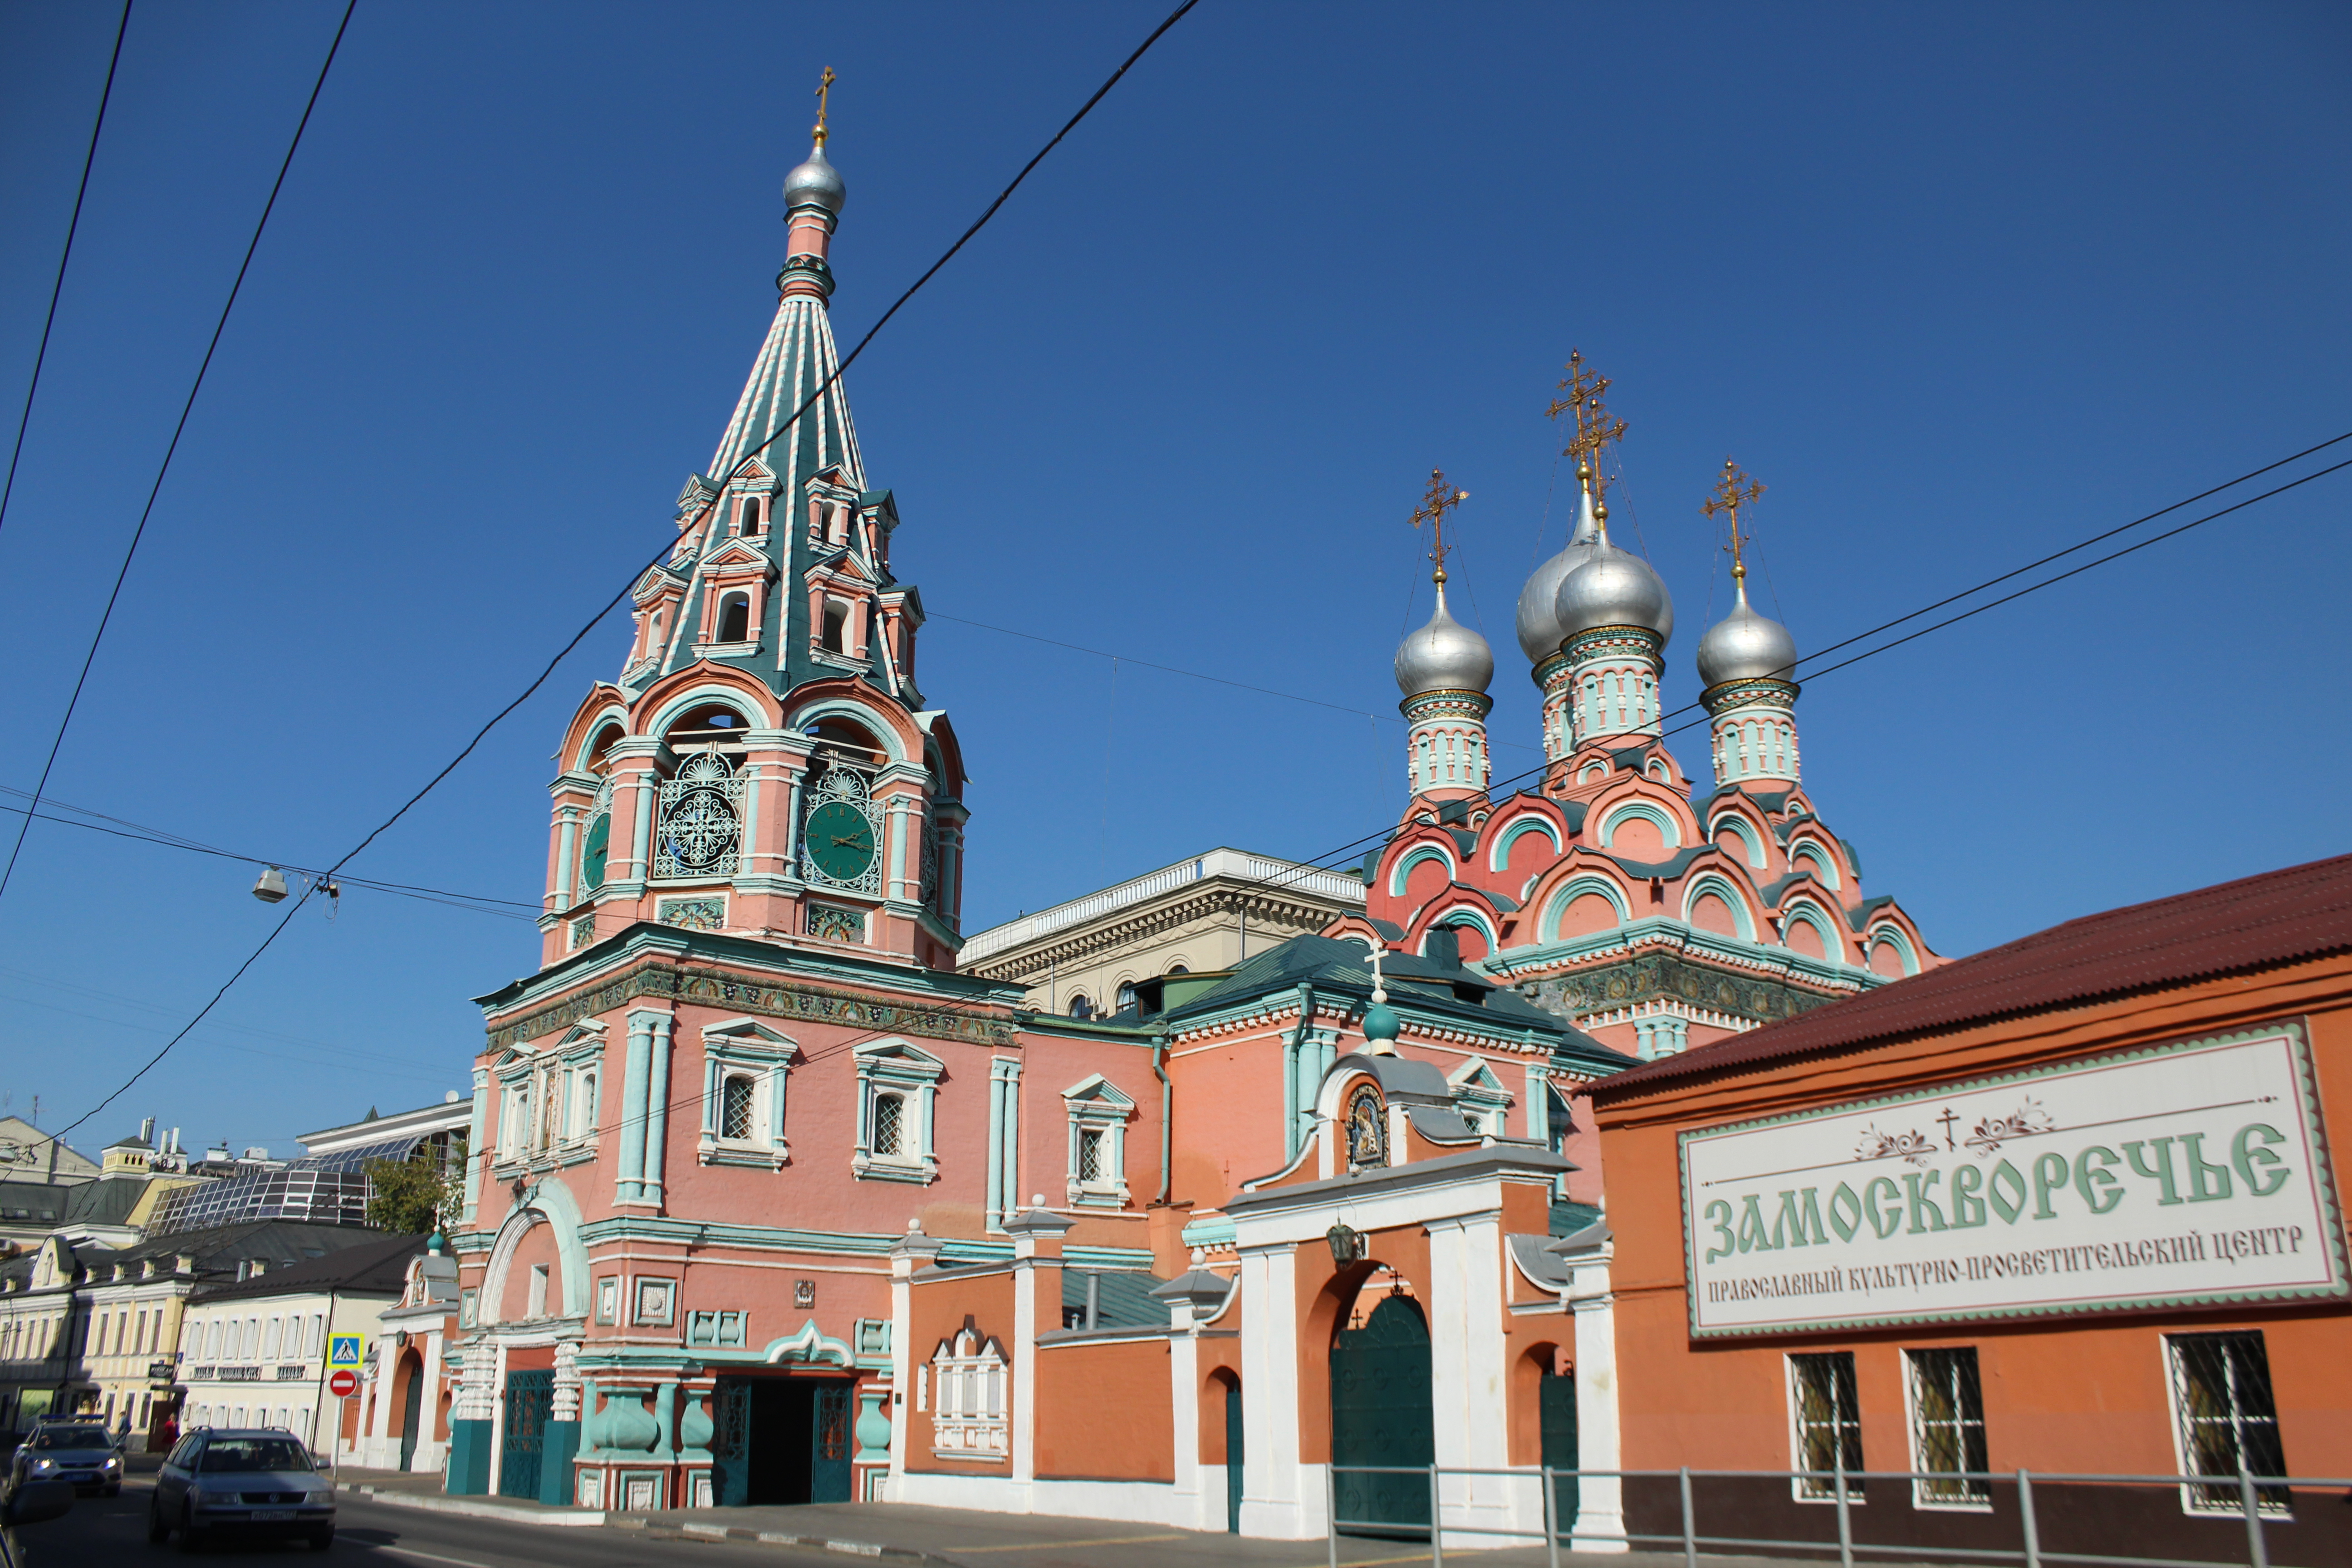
left=1328, top=1273, right=1434, bottom=1539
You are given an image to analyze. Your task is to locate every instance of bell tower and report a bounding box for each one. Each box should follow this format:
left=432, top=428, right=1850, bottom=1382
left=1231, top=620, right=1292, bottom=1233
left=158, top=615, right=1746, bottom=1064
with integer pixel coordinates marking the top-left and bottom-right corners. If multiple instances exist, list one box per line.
left=540, top=89, right=969, bottom=971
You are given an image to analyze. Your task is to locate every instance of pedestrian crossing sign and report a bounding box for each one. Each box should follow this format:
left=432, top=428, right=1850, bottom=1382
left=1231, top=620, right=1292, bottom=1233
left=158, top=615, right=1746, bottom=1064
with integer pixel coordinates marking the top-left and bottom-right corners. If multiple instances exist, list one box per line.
left=328, top=1334, right=365, bottom=1369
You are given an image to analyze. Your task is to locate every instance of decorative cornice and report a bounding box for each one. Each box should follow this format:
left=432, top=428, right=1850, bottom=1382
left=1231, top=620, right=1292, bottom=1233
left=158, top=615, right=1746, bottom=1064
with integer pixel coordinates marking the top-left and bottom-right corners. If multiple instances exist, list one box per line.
left=484, top=951, right=1015, bottom=1054
left=965, top=884, right=1344, bottom=984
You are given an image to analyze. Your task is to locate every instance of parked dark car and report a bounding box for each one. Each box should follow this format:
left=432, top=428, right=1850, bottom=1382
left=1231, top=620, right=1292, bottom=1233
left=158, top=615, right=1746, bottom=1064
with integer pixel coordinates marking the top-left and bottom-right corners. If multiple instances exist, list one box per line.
left=5, top=1425, right=118, bottom=1498
left=149, top=1429, right=333, bottom=1552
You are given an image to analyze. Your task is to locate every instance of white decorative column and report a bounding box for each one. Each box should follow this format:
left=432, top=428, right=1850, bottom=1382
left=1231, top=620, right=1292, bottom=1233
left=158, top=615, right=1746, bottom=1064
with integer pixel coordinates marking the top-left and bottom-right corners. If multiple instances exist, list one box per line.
left=1237, top=1242, right=1309, bottom=1538
left=1002, top=1201, right=1073, bottom=1509
left=1427, top=1214, right=1526, bottom=1548
left=641, top=1010, right=674, bottom=1210
left=885, top=1222, right=940, bottom=1501
left=414, top=1328, right=447, bottom=1472
left=1153, top=1256, right=1233, bottom=1533
left=1569, top=1272, right=1626, bottom=1552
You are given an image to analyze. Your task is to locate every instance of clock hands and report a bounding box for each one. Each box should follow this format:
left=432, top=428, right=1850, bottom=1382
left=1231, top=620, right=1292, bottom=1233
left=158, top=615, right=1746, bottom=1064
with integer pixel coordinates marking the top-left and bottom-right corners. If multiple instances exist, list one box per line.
left=830, top=833, right=871, bottom=849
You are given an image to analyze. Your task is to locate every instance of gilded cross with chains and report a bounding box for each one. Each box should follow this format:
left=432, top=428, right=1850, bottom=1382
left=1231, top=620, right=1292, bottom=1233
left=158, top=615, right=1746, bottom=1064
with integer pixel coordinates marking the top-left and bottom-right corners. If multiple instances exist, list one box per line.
left=1545, top=348, right=1627, bottom=465
left=813, top=66, right=837, bottom=143
left=1700, top=456, right=1766, bottom=578
left=1409, top=469, right=1469, bottom=582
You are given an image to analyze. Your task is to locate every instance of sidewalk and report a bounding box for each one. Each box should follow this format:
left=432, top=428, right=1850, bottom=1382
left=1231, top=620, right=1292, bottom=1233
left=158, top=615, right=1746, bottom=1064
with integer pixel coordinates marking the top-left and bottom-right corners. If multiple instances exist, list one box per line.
left=337, top=1470, right=1871, bottom=1568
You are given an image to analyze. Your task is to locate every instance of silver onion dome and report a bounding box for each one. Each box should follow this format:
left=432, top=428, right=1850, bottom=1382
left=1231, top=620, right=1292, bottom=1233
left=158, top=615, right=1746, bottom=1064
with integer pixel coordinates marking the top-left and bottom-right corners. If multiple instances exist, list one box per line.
left=784, top=142, right=847, bottom=214
left=1396, top=582, right=1494, bottom=696
left=1553, top=539, right=1674, bottom=645
left=1695, top=578, right=1797, bottom=688
left=1514, top=490, right=1604, bottom=662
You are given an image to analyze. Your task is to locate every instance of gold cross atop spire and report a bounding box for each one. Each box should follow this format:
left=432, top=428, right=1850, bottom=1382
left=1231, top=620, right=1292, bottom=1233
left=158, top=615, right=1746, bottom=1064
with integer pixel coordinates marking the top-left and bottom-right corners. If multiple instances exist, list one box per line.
left=1409, top=468, right=1470, bottom=583
left=1545, top=348, right=1628, bottom=517
left=813, top=66, right=837, bottom=146
left=1700, top=456, right=1766, bottom=579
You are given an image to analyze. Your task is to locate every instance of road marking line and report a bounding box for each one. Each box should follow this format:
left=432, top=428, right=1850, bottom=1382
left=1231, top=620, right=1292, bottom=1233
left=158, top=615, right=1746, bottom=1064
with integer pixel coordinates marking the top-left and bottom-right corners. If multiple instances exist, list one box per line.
left=956, top=1534, right=1186, bottom=1552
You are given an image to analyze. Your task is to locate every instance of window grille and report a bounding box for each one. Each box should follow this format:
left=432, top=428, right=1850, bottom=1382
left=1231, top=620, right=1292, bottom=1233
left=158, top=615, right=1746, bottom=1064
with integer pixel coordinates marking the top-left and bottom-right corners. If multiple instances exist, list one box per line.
left=1789, top=1352, right=1863, bottom=1499
left=721, top=1076, right=755, bottom=1141
left=1906, top=1348, right=1989, bottom=1506
left=2168, top=1332, right=2290, bottom=1514
left=655, top=748, right=743, bottom=879
left=872, top=1094, right=903, bottom=1156
left=1077, top=1129, right=1103, bottom=1184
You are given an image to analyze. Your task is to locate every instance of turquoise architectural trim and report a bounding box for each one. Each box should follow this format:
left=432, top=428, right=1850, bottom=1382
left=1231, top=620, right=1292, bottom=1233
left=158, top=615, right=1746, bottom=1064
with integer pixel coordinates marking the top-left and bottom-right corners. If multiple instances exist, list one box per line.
left=1597, top=799, right=1681, bottom=850
left=482, top=1174, right=593, bottom=1321
left=1180, top=1216, right=1236, bottom=1253
left=761, top=1318, right=855, bottom=1367
left=1679, top=871, right=1758, bottom=941
left=1705, top=810, right=1768, bottom=868
left=617, top=1014, right=652, bottom=1203
left=1426, top=906, right=1498, bottom=951
left=447, top=1419, right=492, bottom=1495
left=1387, top=843, right=1455, bottom=898
left=540, top=1422, right=580, bottom=1505
left=1538, top=873, right=1633, bottom=942
left=1779, top=898, right=1847, bottom=965
left=578, top=1214, right=899, bottom=1254
left=986, top=1056, right=1022, bottom=1232
left=1865, top=921, right=1921, bottom=976
left=642, top=1009, right=674, bottom=1204
left=787, top=695, right=911, bottom=764
left=1788, top=838, right=1842, bottom=889
left=1064, top=1244, right=1154, bottom=1270
left=1479, top=915, right=1885, bottom=995
left=1488, top=813, right=1561, bottom=872
left=462, top=1068, right=490, bottom=1223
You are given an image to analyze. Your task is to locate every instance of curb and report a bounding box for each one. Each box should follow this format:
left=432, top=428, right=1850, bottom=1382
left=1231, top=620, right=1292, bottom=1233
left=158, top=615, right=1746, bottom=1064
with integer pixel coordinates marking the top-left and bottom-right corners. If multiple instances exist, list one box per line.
left=342, top=1484, right=609, bottom=1528
left=613, top=1515, right=947, bottom=1563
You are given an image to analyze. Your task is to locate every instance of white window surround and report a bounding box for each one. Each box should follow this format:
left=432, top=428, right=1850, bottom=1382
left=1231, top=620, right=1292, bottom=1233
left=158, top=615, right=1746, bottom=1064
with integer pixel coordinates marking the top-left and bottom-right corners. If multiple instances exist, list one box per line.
left=852, top=1039, right=942, bottom=1184
left=1445, top=1058, right=1514, bottom=1137
left=929, top=1323, right=1009, bottom=1463
left=697, top=1019, right=796, bottom=1169
left=1059, top=1074, right=1135, bottom=1209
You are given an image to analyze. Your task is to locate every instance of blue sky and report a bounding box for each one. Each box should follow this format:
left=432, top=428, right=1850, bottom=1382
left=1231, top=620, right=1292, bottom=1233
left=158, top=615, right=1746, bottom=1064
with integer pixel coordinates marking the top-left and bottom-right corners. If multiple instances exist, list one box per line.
left=0, top=2, right=2346, bottom=1159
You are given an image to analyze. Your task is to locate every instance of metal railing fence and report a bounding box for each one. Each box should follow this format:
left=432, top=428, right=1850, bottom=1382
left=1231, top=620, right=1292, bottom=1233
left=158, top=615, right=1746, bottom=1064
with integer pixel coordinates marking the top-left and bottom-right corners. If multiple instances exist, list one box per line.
left=1323, top=1463, right=2352, bottom=1568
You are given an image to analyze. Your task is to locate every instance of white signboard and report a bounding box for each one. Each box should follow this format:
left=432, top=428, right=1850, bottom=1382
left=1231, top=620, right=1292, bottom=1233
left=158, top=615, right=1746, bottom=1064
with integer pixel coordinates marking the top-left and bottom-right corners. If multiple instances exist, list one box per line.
left=1679, top=1024, right=2347, bottom=1337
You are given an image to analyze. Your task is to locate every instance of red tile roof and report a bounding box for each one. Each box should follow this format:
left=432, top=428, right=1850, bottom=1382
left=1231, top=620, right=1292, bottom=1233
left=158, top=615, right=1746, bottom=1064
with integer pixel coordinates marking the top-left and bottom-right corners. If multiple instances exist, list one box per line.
left=1590, top=853, right=2352, bottom=1098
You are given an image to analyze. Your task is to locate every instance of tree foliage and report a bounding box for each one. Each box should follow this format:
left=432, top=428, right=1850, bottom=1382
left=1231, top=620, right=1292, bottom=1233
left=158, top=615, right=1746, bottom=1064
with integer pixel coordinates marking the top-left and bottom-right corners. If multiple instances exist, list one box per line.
left=363, top=1142, right=464, bottom=1235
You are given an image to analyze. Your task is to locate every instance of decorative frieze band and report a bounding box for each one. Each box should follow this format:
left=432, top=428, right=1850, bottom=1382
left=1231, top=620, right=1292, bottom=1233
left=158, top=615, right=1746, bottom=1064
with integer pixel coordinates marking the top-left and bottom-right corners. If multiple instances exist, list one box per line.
left=486, top=956, right=1015, bottom=1053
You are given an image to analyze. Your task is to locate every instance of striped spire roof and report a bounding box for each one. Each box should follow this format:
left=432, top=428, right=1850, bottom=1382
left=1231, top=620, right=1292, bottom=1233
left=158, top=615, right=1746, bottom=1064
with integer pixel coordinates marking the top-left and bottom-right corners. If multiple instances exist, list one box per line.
left=707, top=288, right=864, bottom=494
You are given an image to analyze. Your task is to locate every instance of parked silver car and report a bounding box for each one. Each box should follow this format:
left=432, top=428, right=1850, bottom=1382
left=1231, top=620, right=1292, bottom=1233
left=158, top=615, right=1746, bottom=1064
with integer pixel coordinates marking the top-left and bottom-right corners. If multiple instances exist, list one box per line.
left=147, top=1429, right=334, bottom=1552
left=7, top=1423, right=120, bottom=1498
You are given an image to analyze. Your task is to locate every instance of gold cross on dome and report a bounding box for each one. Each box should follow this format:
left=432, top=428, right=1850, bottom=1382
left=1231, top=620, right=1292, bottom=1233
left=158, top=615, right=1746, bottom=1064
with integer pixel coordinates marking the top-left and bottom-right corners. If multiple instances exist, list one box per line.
left=1700, top=456, right=1766, bottom=578
left=1545, top=349, right=1627, bottom=466
left=813, top=66, right=837, bottom=144
left=1409, top=469, right=1470, bottom=582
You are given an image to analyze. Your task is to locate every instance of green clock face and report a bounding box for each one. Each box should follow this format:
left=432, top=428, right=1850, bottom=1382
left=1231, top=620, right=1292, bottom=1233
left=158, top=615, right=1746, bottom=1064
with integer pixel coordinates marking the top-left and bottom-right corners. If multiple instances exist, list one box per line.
left=806, top=800, right=876, bottom=882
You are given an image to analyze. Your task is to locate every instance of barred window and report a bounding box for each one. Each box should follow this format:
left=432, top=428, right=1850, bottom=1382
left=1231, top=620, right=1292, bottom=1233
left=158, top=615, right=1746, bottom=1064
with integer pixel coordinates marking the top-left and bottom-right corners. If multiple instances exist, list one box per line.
left=872, top=1094, right=904, bottom=1156
left=2168, top=1332, right=2290, bottom=1515
left=721, top=1075, right=755, bottom=1141
left=1788, top=1352, right=1863, bottom=1500
left=1077, top=1129, right=1104, bottom=1184
left=1906, top=1348, right=1989, bottom=1506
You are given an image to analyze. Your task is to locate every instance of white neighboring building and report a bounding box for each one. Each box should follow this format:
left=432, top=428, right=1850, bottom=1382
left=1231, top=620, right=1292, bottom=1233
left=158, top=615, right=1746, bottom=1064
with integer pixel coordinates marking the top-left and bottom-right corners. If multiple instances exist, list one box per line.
left=180, top=1231, right=425, bottom=1457
left=356, top=1240, right=461, bottom=1474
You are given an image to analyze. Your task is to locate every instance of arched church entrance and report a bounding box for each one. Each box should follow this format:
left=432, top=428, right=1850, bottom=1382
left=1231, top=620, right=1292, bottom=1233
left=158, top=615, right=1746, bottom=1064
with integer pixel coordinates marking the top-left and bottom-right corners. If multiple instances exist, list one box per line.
left=1540, top=1362, right=1577, bottom=1528
left=1329, top=1291, right=1434, bottom=1538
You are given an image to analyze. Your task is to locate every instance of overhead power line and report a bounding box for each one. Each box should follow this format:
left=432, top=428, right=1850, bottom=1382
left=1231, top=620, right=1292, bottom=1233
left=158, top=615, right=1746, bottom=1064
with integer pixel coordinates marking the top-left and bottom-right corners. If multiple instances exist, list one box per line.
left=0, top=0, right=358, bottom=908
left=0, top=786, right=536, bottom=920
left=0, top=0, right=129, bottom=543
left=25, top=0, right=1200, bottom=1154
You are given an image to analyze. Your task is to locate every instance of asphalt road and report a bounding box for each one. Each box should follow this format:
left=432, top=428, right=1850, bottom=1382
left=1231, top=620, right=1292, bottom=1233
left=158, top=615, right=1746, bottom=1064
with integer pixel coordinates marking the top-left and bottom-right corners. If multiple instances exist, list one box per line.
left=18, top=1476, right=851, bottom=1568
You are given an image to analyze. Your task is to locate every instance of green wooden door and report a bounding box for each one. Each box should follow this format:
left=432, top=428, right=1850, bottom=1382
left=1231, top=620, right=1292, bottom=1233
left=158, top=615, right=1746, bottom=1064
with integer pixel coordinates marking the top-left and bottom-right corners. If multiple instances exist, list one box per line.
left=710, top=1378, right=753, bottom=1506
left=1329, top=1295, right=1433, bottom=1539
left=1539, top=1369, right=1578, bottom=1534
left=499, top=1371, right=552, bottom=1499
left=810, top=1384, right=853, bottom=1502
left=398, top=1366, right=423, bottom=1471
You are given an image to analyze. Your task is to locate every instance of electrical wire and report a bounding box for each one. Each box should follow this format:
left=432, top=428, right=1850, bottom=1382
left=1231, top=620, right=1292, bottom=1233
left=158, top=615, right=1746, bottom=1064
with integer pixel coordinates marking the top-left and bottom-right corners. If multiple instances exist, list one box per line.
left=0, top=0, right=358, bottom=907
left=0, top=0, right=129, bottom=543
left=21, top=0, right=1200, bottom=1156
left=0, top=798, right=536, bottom=921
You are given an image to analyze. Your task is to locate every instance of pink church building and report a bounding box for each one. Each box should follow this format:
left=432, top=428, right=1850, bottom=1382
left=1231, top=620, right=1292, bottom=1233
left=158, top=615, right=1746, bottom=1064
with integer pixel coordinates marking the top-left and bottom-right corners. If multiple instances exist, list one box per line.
left=433, top=114, right=1942, bottom=1544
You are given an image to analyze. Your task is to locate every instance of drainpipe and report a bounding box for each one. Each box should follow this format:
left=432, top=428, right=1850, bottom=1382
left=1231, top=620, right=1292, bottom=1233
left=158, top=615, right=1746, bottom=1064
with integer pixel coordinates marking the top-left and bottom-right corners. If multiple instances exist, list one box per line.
left=1152, top=1032, right=1172, bottom=1205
